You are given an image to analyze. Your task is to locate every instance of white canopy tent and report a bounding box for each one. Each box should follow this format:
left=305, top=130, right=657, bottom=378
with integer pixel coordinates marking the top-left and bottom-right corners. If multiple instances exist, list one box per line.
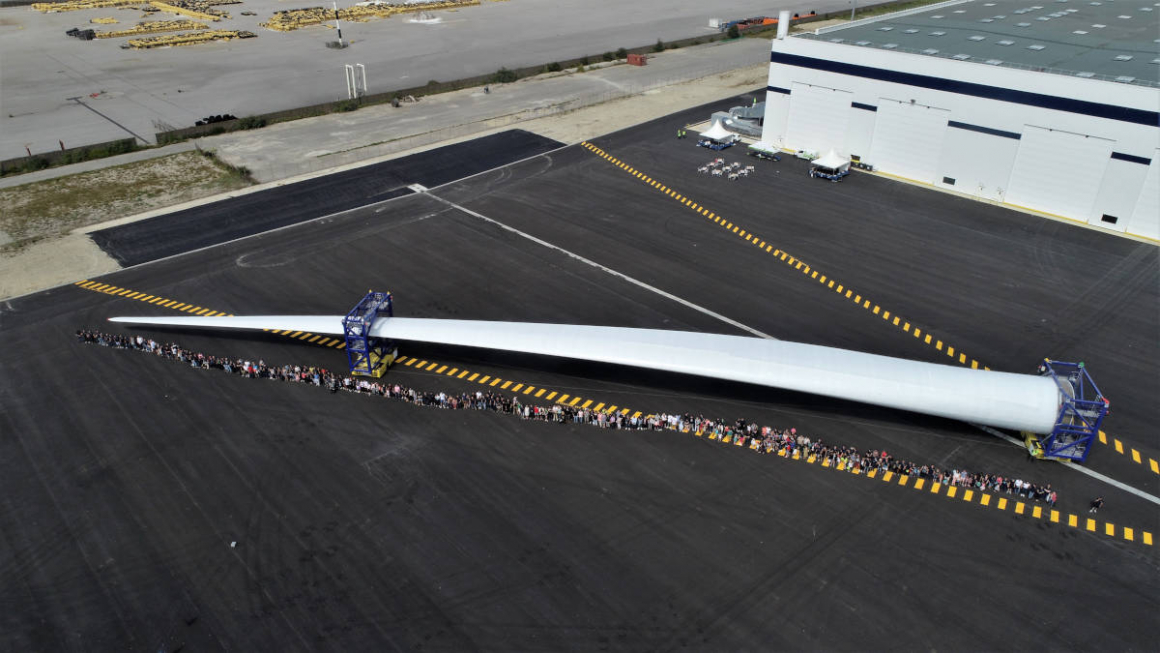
left=811, top=149, right=850, bottom=172
left=108, top=314, right=1063, bottom=434
left=699, top=120, right=736, bottom=142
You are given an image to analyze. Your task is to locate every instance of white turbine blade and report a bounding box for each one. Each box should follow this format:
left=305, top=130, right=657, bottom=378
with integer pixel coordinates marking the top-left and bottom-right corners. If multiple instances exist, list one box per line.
left=108, top=315, right=345, bottom=336
left=108, top=314, right=1061, bottom=433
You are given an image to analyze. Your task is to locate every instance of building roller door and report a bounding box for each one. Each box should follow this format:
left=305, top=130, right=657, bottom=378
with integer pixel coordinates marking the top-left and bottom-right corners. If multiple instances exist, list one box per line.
left=784, top=83, right=852, bottom=155
left=866, top=99, right=949, bottom=184
left=1005, top=126, right=1113, bottom=221
left=1126, top=150, right=1160, bottom=240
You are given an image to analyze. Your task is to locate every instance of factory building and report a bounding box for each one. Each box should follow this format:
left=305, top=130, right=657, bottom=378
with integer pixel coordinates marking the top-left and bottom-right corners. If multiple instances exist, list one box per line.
left=760, top=0, right=1160, bottom=240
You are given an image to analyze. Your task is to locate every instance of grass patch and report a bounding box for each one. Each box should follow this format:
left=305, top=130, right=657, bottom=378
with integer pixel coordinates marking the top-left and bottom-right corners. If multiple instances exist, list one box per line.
left=0, top=150, right=253, bottom=251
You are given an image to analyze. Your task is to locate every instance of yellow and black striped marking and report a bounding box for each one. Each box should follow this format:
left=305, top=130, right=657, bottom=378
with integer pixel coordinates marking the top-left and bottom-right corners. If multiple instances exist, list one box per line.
left=74, top=280, right=346, bottom=349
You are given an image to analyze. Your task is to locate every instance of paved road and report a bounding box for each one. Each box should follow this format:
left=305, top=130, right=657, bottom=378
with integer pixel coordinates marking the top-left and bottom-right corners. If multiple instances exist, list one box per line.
left=89, top=130, right=561, bottom=266
left=0, top=0, right=851, bottom=157
left=2, top=113, right=1157, bottom=650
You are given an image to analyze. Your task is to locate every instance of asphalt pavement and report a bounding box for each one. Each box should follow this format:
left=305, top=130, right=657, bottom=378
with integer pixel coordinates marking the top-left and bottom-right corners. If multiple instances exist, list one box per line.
left=2, top=111, right=1157, bottom=651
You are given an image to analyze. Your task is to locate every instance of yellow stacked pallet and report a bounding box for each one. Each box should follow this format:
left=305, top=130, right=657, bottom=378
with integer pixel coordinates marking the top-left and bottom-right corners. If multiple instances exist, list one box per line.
left=124, top=29, right=255, bottom=48
left=95, top=20, right=208, bottom=38
left=261, top=0, right=479, bottom=32
left=149, top=1, right=222, bottom=21
left=90, top=16, right=119, bottom=23
left=32, top=0, right=141, bottom=12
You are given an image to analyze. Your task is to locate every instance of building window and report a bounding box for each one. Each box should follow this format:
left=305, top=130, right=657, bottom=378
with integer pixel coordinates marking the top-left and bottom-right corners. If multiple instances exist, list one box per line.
left=943, top=176, right=956, bottom=185
left=1101, top=214, right=1118, bottom=224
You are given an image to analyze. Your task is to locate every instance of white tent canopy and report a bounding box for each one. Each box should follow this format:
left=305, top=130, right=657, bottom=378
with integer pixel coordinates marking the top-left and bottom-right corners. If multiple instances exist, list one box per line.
left=108, top=314, right=1062, bottom=433
left=811, top=149, right=850, bottom=171
left=699, top=120, right=735, bottom=142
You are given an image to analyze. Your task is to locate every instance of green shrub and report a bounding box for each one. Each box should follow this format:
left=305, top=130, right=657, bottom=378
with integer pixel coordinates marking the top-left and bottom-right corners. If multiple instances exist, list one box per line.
left=237, top=116, right=267, bottom=130
left=546, top=61, right=562, bottom=72
left=336, top=99, right=360, bottom=112
left=602, top=51, right=614, bottom=61
left=652, top=38, right=664, bottom=52
left=492, top=67, right=518, bottom=83
left=615, top=47, right=627, bottom=59
left=727, top=23, right=740, bottom=39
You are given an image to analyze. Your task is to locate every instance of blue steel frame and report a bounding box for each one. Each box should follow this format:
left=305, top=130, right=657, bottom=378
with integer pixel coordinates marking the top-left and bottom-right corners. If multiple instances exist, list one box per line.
left=342, top=291, right=394, bottom=377
left=1038, top=359, right=1108, bottom=463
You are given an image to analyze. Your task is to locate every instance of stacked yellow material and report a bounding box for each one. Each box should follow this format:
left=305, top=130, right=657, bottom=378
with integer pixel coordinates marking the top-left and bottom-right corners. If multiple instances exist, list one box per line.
left=32, top=0, right=140, bottom=12
left=95, top=20, right=208, bottom=38
left=149, top=1, right=222, bottom=21
left=123, top=29, right=254, bottom=48
left=261, top=0, right=478, bottom=32
left=90, top=16, right=119, bottom=23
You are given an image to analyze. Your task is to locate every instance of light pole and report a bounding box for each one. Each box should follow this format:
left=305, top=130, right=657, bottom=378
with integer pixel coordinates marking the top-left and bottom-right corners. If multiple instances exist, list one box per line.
left=850, top=0, right=857, bottom=21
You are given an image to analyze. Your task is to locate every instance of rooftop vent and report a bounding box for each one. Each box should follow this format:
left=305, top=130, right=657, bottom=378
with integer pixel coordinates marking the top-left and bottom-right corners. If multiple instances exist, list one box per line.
left=1073, top=29, right=1088, bottom=33
left=931, top=14, right=944, bottom=18
left=1152, top=57, right=1160, bottom=64
left=952, top=53, right=971, bottom=60
left=1036, top=16, right=1052, bottom=20
left=904, top=28, right=919, bottom=33
left=984, top=2, right=996, bottom=5
left=954, top=9, right=966, bottom=13
left=882, top=43, right=899, bottom=49
left=923, top=48, right=940, bottom=54
left=1092, top=23, right=1106, bottom=27
left=994, top=14, right=1007, bottom=18
left=1017, top=22, right=1032, bottom=26
left=1113, top=54, right=1133, bottom=61
left=878, top=26, right=894, bottom=31
left=1115, top=76, right=1136, bottom=82
left=830, top=38, right=845, bottom=42
left=969, top=35, right=987, bottom=40
left=979, top=17, right=995, bottom=21
left=985, top=59, right=1004, bottom=64
left=855, top=40, right=871, bottom=45
left=1076, top=71, right=1095, bottom=77
left=930, top=31, right=947, bottom=36
left=998, top=39, right=1016, bottom=45
left=1027, top=44, right=1046, bottom=50
left=1118, top=14, right=1132, bottom=18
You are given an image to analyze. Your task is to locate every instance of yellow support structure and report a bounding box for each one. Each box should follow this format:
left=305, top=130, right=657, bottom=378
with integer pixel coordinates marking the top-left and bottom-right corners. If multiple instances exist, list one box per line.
left=95, top=20, right=208, bottom=39
left=150, top=1, right=222, bottom=22
left=124, top=29, right=255, bottom=49
left=33, top=0, right=140, bottom=13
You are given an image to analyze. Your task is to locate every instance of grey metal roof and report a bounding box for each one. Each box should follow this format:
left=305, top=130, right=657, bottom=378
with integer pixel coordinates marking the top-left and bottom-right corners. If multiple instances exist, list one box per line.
left=799, top=0, right=1160, bottom=87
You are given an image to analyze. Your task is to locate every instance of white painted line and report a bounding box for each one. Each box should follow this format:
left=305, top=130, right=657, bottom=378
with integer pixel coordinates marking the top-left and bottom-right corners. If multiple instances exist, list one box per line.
left=420, top=190, right=775, bottom=341
left=974, top=424, right=1160, bottom=507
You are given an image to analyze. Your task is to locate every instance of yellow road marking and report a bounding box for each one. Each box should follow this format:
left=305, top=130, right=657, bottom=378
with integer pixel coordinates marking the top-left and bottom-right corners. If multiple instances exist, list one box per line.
left=307, top=335, right=322, bottom=343
left=445, top=368, right=458, bottom=376
left=962, top=489, right=973, bottom=502
left=997, top=497, right=1007, bottom=510
left=425, top=362, right=439, bottom=371
left=980, top=494, right=991, bottom=507
left=1032, top=506, right=1042, bottom=519
left=1131, top=449, right=1141, bottom=463
left=897, top=475, right=908, bottom=486
left=1068, top=514, right=1078, bottom=527
left=545, top=391, right=557, bottom=401
left=569, top=397, right=582, bottom=406
left=1086, top=519, right=1096, bottom=532
left=1145, top=532, right=1154, bottom=546
left=1014, top=502, right=1025, bottom=515
left=1098, top=430, right=1107, bottom=444
left=458, top=370, right=470, bottom=379
left=435, top=365, right=448, bottom=374
left=946, top=486, right=957, bottom=498
left=581, top=399, right=593, bottom=409
left=489, top=378, right=502, bottom=386
left=500, top=381, right=513, bottom=389
left=882, top=471, right=893, bottom=482
left=556, top=394, right=569, bottom=403
left=510, top=383, right=523, bottom=392
left=467, top=372, right=479, bottom=381
left=1050, top=510, right=1059, bottom=523
left=1124, top=527, right=1134, bottom=542
left=534, top=388, right=546, bottom=397
left=913, top=478, right=925, bottom=490
left=1105, top=523, right=1115, bottom=537
left=478, top=375, right=490, bottom=383
left=1151, top=459, right=1159, bottom=474
left=1114, top=439, right=1124, bottom=454
left=929, top=483, right=940, bottom=495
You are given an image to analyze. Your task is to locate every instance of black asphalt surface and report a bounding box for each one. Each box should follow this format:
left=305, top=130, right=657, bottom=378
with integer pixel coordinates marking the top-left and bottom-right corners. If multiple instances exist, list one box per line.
left=89, top=130, right=561, bottom=267
left=2, top=112, right=1158, bottom=651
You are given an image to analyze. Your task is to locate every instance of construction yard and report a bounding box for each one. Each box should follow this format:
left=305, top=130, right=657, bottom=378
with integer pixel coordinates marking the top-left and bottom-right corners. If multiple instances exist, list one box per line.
left=1, top=0, right=854, bottom=158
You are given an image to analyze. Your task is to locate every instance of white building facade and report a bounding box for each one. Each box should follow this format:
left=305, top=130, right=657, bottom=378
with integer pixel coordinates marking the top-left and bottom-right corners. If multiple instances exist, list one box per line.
left=761, top=36, right=1160, bottom=240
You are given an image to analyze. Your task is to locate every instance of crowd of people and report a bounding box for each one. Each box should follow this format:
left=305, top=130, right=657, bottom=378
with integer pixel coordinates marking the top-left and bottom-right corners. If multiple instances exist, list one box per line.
left=78, top=329, right=1059, bottom=506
